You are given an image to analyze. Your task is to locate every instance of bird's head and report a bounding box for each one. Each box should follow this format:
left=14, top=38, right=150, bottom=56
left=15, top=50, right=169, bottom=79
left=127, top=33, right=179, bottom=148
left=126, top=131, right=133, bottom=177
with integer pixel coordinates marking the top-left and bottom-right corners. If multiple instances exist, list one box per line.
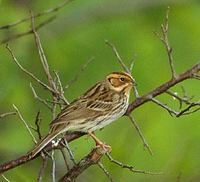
left=106, top=72, right=135, bottom=95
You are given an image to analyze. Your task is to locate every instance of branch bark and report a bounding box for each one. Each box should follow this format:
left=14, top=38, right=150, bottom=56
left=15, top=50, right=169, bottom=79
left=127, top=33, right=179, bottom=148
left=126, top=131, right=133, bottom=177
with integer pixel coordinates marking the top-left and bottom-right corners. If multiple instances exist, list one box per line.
left=58, top=147, right=109, bottom=182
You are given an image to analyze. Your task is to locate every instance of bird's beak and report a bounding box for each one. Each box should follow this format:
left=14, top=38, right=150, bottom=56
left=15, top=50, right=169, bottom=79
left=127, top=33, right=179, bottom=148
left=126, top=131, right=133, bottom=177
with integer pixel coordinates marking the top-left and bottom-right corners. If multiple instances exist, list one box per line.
left=131, top=79, right=137, bottom=86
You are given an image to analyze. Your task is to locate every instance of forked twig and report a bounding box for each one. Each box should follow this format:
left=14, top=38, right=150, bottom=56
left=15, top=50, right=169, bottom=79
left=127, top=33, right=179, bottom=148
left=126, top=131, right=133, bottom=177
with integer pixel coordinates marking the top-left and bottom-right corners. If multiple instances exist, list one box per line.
left=106, top=153, right=162, bottom=175
left=154, top=7, right=177, bottom=79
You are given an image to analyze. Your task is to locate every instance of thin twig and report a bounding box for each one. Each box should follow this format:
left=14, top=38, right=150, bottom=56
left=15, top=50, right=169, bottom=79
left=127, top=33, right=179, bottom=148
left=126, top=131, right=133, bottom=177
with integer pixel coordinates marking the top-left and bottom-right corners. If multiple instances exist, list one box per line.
left=54, top=71, right=69, bottom=105
left=1, top=16, right=56, bottom=44
left=126, top=62, right=200, bottom=114
left=37, top=157, right=48, bottom=182
left=0, top=0, right=74, bottom=30
left=166, top=90, right=192, bottom=109
left=106, top=153, right=162, bottom=175
left=105, top=40, right=130, bottom=73
left=13, top=104, right=37, bottom=144
left=65, top=57, right=94, bottom=89
left=30, top=83, right=52, bottom=110
left=31, top=14, right=58, bottom=95
left=34, top=111, right=42, bottom=140
left=60, top=148, right=70, bottom=171
left=176, top=101, right=200, bottom=117
left=154, top=7, right=177, bottom=79
left=51, top=151, right=56, bottom=182
left=129, top=58, right=135, bottom=72
left=63, top=138, right=76, bottom=165
left=98, top=162, right=114, bottom=182
left=6, top=44, right=57, bottom=94
left=151, top=98, right=178, bottom=116
left=192, top=73, right=200, bottom=80
left=128, top=115, right=153, bottom=155
left=0, top=112, right=16, bottom=119
left=1, top=174, right=10, bottom=182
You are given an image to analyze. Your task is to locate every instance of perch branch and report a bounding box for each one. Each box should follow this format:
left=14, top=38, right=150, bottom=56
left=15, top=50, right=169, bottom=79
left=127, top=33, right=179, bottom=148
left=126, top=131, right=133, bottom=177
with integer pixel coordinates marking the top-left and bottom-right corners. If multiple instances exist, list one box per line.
left=1, top=62, right=199, bottom=174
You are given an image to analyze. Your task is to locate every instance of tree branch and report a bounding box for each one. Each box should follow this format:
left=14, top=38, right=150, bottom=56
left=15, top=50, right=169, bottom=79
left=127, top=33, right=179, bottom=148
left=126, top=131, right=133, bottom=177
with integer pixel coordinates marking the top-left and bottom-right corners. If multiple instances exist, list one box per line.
left=58, top=147, right=109, bottom=182
left=126, top=62, right=200, bottom=114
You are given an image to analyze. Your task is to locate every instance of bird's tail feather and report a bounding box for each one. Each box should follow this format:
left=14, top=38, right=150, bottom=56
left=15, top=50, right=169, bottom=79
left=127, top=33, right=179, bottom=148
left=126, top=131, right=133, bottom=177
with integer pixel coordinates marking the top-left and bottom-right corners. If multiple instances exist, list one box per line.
left=29, top=131, right=61, bottom=157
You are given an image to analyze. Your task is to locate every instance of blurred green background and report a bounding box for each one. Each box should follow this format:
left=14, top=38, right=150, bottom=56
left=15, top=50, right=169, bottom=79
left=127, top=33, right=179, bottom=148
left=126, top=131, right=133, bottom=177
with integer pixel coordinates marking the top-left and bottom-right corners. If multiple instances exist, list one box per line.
left=0, top=0, right=200, bottom=181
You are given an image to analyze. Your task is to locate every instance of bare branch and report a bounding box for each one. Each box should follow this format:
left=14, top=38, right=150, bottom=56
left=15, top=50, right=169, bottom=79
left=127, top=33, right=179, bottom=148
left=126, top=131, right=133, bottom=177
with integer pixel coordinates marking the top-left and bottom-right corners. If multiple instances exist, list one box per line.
left=129, top=58, right=135, bottom=72
left=126, top=62, right=200, bottom=114
left=34, top=111, right=42, bottom=140
left=13, top=104, right=37, bottom=144
left=166, top=90, right=192, bottom=109
left=106, top=153, right=162, bottom=175
left=31, top=14, right=58, bottom=94
left=98, top=162, right=114, bottom=182
left=0, top=112, right=16, bottom=119
left=151, top=95, right=200, bottom=117
left=176, top=101, right=200, bottom=117
left=192, top=73, right=200, bottom=80
left=0, top=0, right=74, bottom=30
left=1, top=16, right=56, bottom=44
left=30, top=83, right=52, bottom=110
left=6, top=45, right=57, bottom=94
left=62, top=138, right=76, bottom=165
left=51, top=151, right=56, bottom=182
left=65, top=57, right=94, bottom=89
left=60, top=148, right=70, bottom=171
left=151, top=98, right=178, bottom=116
left=105, top=40, right=130, bottom=73
left=154, top=7, right=177, bottom=79
left=128, top=115, right=153, bottom=155
left=54, top=71, right=69, bottom=105
left=37, top=157, right=48, bottom=182
left=59, top=147, right=109, bottom=182
left=1, top=175, right=10, bottom=182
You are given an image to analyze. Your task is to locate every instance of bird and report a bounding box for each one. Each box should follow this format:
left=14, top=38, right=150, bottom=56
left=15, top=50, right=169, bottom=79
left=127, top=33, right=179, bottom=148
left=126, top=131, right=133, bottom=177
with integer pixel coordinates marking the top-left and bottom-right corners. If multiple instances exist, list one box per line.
left=30, top=72, right=134, bottom=157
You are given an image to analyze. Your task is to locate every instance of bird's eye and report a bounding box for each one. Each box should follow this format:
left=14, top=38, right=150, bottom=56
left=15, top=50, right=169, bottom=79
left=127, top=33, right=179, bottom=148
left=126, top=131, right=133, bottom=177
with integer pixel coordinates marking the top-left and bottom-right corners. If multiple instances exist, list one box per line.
left=120, top=77, right=125, bottom=82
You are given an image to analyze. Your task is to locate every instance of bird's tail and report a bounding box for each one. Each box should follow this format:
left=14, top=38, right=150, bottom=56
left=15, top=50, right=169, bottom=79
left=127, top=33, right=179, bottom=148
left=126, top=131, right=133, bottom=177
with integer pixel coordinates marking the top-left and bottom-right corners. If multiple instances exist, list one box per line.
left=28, top=131, right=61, bottom=157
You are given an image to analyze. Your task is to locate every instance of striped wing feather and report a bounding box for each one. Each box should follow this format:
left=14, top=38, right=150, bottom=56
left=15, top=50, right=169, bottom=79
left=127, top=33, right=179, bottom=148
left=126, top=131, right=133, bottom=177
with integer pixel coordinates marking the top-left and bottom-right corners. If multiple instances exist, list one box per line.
left=50, top=81, right=114, bottom=132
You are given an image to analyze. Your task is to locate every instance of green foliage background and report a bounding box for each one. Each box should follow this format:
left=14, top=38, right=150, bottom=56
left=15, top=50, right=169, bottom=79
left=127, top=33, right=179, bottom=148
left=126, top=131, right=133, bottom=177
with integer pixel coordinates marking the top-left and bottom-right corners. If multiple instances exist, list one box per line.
left=0, top=0, right=200, bottom=181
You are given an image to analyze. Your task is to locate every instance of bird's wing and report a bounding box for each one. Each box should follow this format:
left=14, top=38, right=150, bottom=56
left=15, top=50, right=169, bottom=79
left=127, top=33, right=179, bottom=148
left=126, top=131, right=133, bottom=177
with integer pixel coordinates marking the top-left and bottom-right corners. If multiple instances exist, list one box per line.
left=50, top=82, right=114, bottom=129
